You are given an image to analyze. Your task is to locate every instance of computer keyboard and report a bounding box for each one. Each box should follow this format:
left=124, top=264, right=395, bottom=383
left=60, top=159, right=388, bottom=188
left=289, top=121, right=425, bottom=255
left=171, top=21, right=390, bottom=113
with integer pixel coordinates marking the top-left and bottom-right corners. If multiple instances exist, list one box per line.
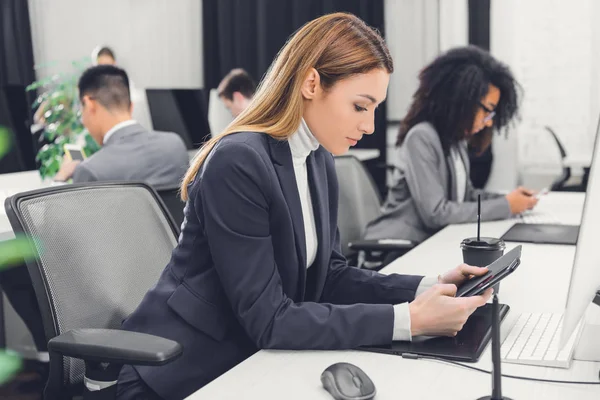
left=501, top=312, right=583, bottom=368
left=518, top=211, right=560, bottom=225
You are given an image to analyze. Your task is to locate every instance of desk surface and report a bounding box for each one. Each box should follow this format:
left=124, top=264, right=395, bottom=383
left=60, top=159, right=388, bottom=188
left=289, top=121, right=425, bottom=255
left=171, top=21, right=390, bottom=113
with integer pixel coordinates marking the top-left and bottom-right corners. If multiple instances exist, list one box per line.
left=0, top=170, right=50, bottom=240
left=189, top=192, right=600, bottom=399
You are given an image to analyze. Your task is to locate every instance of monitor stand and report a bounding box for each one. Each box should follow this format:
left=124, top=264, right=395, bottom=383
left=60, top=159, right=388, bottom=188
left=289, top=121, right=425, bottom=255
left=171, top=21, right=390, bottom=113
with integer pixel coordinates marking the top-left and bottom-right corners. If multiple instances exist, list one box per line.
left=573, top=291, right=600, bottom=367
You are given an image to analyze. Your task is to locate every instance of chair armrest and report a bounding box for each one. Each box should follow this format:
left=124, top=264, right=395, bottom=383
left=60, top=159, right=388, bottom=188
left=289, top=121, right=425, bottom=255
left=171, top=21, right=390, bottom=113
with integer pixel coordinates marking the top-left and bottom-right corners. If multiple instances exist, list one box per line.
left=48, top=328, right=182, bottom=366
left=348, top=239, right=416, bottom=252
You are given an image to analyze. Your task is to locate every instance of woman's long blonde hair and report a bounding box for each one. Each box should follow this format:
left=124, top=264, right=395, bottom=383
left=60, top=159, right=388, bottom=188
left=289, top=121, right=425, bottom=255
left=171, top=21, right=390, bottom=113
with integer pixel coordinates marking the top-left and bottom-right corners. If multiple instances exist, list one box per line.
left=181, top=12, right=393, bottom=200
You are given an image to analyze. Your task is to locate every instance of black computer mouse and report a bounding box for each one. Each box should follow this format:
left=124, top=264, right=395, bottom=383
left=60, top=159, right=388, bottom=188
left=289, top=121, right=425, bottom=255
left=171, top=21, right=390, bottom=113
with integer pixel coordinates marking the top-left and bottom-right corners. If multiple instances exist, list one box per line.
left=320, top=362, right=376, bottom=400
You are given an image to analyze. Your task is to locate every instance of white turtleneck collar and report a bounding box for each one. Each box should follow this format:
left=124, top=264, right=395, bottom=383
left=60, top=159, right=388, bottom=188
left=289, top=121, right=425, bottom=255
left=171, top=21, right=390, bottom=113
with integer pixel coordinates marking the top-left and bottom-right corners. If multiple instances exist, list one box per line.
left=288, top=118, right=320, bottom=163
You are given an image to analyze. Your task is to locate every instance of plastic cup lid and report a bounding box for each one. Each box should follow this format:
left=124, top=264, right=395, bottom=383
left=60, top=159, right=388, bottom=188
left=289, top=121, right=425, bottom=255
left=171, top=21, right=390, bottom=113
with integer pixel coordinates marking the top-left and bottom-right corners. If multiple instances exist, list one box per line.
left=460, top=237, right=505, bottom=250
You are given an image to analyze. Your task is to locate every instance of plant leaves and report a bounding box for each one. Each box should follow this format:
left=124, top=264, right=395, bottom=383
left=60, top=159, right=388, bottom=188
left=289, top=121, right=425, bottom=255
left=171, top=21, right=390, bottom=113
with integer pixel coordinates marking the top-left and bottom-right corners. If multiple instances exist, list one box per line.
left=0, top=351, right=22, bottom=386
left=0, top=126, right=13, bottom=158
left=0, top=236, right=41, bottom=271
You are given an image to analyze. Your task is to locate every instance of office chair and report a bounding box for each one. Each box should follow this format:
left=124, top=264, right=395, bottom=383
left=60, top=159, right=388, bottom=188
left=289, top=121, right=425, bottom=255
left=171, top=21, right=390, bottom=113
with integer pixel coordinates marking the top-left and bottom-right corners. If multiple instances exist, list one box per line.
left=156, top=185, right=185, bottom=232
left=334, top=156, right=415, bottom=270
left=5, top=183, right=183, bottom=399
left=545, top=126, right=572, bottom=190
left=545, top=126, right=587, bottom=192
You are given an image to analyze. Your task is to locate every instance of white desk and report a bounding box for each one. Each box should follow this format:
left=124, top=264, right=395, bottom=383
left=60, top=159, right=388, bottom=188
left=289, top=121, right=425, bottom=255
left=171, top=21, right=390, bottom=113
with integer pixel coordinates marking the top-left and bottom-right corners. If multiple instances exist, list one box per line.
left=345, top=148, right=380, bottom=162
left=188, top=148, right=381, bottom=163
left=0, top=170, right=50, bottom=359
left=189, top=192, right=600, bottom=399
left=0, top=170, right=50, bottom=240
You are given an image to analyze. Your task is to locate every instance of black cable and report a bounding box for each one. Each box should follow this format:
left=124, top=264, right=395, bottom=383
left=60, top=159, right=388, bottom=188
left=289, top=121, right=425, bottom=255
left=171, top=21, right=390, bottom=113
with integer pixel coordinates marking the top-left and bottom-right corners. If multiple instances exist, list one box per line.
left=401, top=353, right=600, bottom=385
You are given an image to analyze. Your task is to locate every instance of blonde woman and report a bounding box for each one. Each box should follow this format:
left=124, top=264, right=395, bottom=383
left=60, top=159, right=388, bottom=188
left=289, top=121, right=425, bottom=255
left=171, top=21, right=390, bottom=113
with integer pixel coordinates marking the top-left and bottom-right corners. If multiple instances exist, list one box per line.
left=117, top=13, right=493, bottom=400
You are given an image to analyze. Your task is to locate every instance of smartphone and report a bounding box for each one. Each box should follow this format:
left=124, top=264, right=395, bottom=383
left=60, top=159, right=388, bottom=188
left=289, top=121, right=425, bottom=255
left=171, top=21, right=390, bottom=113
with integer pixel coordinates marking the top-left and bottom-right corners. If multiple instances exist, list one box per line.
left=456, top=245, right=522, bottom=297
left=63, top=144, right=87, bottom=161
left=535, top=187, right=549, bottom=199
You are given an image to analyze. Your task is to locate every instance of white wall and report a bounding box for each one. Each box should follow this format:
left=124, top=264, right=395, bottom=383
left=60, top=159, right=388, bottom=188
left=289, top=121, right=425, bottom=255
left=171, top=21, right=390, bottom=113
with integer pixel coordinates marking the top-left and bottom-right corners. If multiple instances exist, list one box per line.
left=438, top=0, right=468, bottom=52
left=384, top=0, right=468, bottom=161
left=490, top=0, right=599, bottom=190
left=384, top=0, right=439, bottom=124
left=27, top=0, right=203, bottom=129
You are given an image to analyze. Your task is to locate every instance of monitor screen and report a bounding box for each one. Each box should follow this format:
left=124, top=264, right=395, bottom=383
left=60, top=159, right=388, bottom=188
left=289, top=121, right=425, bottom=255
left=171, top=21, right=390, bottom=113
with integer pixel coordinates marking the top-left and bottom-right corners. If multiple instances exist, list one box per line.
left=146, top=89, right=211, bottom=150
left=561, top=113, right=600, bottom=346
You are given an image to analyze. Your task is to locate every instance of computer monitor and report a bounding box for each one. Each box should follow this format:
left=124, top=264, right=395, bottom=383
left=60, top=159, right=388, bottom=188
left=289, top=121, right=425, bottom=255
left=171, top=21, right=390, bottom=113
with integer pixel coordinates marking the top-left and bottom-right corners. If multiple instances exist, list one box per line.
left=146, top=89, right=211, bottom=150
left=560, top=114, right=600, bottom=346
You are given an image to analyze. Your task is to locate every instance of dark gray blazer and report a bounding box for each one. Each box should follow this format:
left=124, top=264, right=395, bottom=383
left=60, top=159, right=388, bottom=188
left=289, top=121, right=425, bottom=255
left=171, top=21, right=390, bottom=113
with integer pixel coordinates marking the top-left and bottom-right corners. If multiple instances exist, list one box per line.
left=365, top=122, right=511, bottom=243
left=72, top=123, right=189, bottom=187
left=121, top=131, right=424, bottom=399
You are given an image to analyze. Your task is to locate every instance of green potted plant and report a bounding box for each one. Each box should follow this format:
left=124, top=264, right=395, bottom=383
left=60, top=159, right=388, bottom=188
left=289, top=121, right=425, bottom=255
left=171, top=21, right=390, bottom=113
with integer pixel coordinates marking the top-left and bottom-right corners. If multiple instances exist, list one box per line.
left=0, top=126, right=41, bottom=385
left=26, top=58, right=100, bottom=180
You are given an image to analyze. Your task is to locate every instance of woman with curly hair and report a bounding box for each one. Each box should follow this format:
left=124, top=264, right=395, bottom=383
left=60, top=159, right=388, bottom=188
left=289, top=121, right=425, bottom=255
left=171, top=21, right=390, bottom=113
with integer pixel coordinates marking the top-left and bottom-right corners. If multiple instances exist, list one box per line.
left=366, top=46, right=538, bottom=245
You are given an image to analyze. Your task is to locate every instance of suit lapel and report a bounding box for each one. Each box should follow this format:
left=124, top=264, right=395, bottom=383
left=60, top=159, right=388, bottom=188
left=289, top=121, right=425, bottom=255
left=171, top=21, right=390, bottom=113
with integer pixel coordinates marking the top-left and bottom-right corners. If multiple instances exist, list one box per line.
left=457, top=142, right=471, bottom=177
left=445, top=149, right=458, bottom=201
left=267, top=137, right=307, bottom=296
left=306, top=152, right=329, bottom=301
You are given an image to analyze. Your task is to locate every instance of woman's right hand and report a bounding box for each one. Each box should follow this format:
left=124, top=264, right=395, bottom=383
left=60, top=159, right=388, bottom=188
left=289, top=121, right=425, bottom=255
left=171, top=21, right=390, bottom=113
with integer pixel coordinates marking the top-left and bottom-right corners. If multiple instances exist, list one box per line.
left=409, top=284, right=493, bottom=337
left=505, top=187, right=538, bottom=214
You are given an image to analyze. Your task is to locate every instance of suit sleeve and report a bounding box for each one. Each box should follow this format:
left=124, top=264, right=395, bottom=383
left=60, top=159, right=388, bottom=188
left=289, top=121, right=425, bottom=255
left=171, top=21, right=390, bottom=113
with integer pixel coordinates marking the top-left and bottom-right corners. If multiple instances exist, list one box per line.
left=198, top=142, right=395, bottom=350
left=404, top=128, right=511, bottom=230
left=320, top=228, right=424, bottom=305
left=72, top=163, right=98, bottom=183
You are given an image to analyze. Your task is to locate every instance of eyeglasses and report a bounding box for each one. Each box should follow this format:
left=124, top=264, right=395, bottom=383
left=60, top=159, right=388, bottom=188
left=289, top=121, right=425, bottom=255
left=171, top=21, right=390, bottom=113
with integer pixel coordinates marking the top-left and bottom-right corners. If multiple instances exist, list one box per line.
left=479, top=102, right=496, bottom=123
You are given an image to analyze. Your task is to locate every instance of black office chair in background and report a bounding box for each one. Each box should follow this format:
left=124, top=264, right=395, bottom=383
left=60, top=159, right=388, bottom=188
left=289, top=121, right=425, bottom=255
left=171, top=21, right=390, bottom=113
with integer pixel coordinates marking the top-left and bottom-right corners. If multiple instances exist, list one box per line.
left=334, top=156, right=415, bottom=270
left=156, top=185, right=185, bottom=231
left=545, top=126, right=587, bottom=192
left=545, top=126, right=572, bottom=190
left=5, top=183, right=182, bottom=399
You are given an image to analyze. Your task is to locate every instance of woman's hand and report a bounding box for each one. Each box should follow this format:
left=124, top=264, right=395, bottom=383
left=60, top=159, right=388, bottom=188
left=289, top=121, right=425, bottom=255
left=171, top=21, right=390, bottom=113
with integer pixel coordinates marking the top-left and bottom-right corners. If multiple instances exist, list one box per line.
left=506, top=187, right=538, bottom=214
left=439, top=263, right=489, bottom=286
left=409, top=284, right=493, bottom=337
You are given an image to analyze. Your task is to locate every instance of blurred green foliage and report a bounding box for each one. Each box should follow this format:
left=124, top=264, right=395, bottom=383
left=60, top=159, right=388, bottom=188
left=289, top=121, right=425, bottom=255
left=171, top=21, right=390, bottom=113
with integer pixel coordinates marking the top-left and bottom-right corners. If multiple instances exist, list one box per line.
left=0, top=351, right=22, bottom=387
left=0, top=127, right=42, bottom=384
left=0, top=126, right=11, bottom=158
left=27, top=57, right=100, bottom=179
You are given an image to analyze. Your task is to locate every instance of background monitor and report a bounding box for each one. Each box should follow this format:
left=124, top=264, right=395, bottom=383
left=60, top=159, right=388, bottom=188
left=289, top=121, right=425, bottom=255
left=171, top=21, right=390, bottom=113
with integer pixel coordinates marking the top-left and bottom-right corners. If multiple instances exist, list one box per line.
left=146, top=88, right=211, bottom=150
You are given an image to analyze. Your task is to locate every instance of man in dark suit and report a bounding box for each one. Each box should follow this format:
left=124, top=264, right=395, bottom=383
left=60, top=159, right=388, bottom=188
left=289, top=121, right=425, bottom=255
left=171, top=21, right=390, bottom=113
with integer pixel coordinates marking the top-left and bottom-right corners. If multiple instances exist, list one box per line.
left=54, top=65, right=188, bottom=187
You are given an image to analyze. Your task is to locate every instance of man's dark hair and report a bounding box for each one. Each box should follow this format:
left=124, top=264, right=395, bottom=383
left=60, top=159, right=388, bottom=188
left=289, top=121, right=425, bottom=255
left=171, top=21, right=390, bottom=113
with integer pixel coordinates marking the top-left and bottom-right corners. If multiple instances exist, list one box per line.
left=397, top=45, right=521, bottom=154
left=78, top=65, right=131, bottom=111
left=97, top=46, right=115, bottom=60
left=217, top=69, right=256, bottom=100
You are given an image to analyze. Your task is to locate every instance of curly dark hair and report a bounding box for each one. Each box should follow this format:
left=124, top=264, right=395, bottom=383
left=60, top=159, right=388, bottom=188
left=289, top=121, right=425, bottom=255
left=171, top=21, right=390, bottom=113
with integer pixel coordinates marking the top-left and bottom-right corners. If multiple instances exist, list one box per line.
left=397, top=46, right=521, bottom=154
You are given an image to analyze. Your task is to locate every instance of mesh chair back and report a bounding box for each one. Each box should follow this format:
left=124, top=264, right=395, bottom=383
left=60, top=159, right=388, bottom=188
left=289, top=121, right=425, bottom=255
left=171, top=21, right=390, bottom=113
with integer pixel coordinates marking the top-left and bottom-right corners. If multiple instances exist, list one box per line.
left=334, top=156, right=382, bottom=256
left=5, top=183, right=178, bottom=389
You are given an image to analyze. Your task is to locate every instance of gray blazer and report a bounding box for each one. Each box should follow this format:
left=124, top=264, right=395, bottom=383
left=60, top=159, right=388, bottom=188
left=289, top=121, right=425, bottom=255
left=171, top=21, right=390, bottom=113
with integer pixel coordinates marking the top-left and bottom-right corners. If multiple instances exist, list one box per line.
left=365, top=122, right=511, bottom=243
left=72, top=123, right=189, bottom=188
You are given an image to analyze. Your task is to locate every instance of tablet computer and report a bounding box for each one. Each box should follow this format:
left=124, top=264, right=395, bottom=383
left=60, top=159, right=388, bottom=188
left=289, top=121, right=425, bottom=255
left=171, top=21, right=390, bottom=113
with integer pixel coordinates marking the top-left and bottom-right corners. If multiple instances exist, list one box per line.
left=360, top=303, right=510, bottom=362
left=501, top=223, right=579, bottom=246
left=456, top=245, right=522, bottom=297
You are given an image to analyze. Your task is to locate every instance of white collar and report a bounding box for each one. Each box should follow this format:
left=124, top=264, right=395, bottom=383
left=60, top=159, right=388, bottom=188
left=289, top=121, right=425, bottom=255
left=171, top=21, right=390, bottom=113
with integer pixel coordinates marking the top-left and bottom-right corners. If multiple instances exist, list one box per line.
left=103, top=120, right=137, bottom=145
left=288, top=118, right=320, bottom=163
